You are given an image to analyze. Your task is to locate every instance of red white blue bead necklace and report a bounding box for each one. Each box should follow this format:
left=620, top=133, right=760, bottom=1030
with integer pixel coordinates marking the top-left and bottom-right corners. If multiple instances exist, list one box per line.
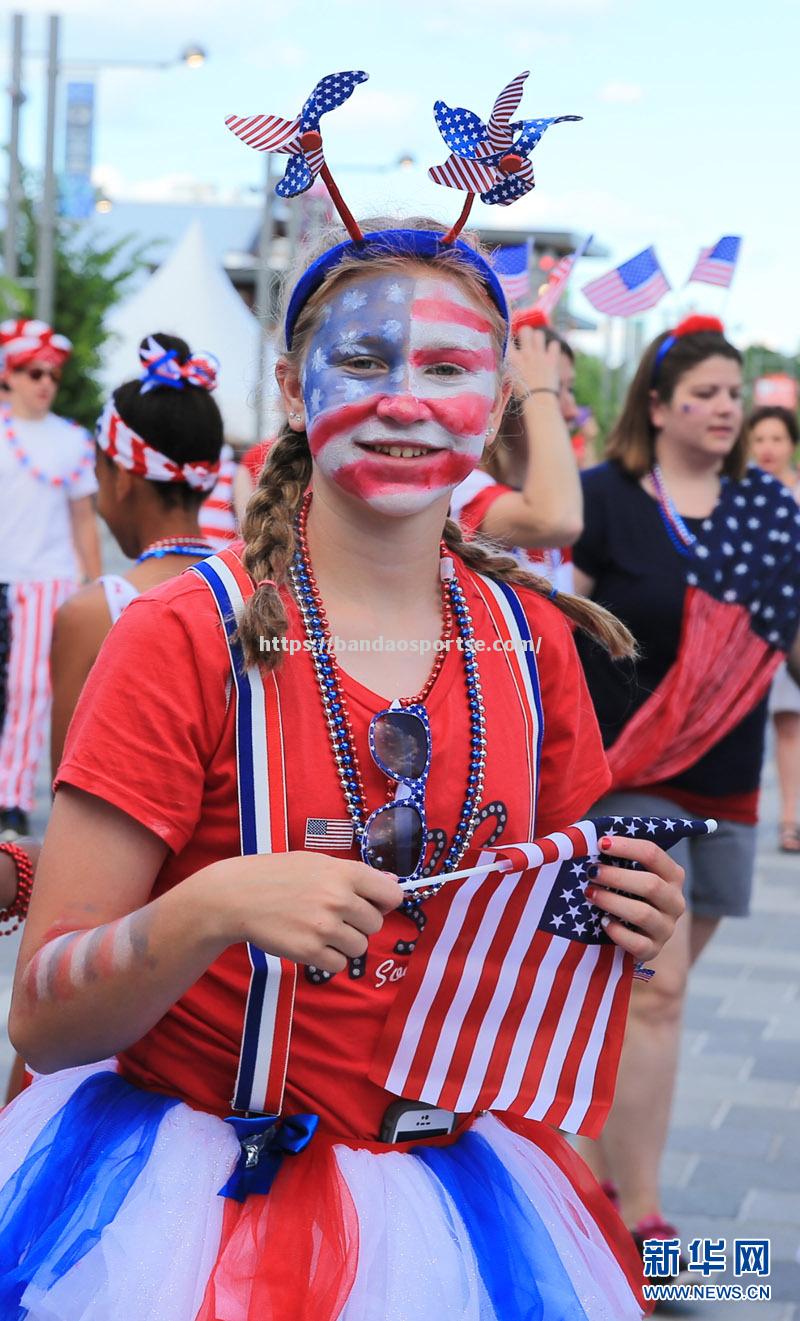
left=1, top=402, right=93, bottom=491
left=650, top=464, right=699, bottom=556
left=136, top=536, right=215, bottom=564
left=289, top=491, right=487, bottom=899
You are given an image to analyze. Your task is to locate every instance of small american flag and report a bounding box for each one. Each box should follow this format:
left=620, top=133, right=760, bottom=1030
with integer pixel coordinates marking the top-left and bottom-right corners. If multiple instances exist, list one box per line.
left=533, top=233, right=593, bottom=318
left=582, top=246, right=670, bottom=317
left=687, top=235, right=741, bottom=288
left=371, top=815, right=715, bottom=1136
left=490, top=242, right=532, bottom=304
left=304, top=817, right=354, bottom=850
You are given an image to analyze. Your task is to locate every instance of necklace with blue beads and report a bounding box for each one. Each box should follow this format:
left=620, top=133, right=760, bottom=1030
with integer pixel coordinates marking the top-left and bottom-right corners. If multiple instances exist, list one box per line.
left=649, top=464, right=699, bottom=557
left=136, top=536, right=215, bottom=564
left=289, top=491, right=486, bottom=902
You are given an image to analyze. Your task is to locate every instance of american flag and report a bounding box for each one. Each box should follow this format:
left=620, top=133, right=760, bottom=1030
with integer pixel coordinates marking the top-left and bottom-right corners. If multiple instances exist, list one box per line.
left=533, top=233, right=593, bottom=318
left=687, top=236, right=741, bottom=288
left=304, top=817, right=355, bottom=850
left=371, top=815, right=715, bottom=1136
left=490, top=243, right=532, bottom=304
left=582, top=246, right=670, bottom=317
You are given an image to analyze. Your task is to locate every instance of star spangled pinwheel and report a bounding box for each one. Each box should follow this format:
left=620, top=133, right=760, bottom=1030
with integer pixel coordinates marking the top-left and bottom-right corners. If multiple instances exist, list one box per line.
left=429, top=71, right=582, bottom=239
left=226, top=71, right=368, bottom=239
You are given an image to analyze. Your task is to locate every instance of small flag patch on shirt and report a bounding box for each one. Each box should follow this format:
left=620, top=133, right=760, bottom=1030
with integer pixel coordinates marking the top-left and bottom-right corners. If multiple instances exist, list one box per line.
left=304, top=817, right=355, bottom=850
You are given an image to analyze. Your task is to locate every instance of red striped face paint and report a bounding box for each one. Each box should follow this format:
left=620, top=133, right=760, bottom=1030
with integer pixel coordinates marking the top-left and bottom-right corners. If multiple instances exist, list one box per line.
left=302, top=271, right=501, bottom=515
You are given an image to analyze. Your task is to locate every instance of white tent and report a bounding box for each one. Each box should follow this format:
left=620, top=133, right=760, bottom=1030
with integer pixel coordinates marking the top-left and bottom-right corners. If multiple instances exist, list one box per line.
left=101, top=220, right=278, bottom=444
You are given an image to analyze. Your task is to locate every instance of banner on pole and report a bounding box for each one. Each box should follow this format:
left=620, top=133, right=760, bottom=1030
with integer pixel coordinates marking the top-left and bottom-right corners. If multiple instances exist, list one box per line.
left=61, top=81, right=96, bottom=220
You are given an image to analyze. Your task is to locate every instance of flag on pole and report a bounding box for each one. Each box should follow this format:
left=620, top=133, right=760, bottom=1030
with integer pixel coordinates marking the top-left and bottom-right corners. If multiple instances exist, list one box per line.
left=687, top=235, right=741, bottom=288
left=371, top=815, right=715, bottom=1136
left=581, top=247, right=670, bottom=317
left=533, top=233, right=593, bottom=318
left=491, top=242, right=532, bottom=304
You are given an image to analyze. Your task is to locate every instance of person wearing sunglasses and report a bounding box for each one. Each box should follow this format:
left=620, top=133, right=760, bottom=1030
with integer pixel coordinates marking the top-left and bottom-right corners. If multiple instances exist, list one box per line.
left=0, top=215, right=684, bottom=1319
left=0, top=319, right=101, bottom=843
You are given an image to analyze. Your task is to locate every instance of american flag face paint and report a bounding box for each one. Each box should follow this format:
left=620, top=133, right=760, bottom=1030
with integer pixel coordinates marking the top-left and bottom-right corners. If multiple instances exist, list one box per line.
left=301, top=272, right=501, bottom=515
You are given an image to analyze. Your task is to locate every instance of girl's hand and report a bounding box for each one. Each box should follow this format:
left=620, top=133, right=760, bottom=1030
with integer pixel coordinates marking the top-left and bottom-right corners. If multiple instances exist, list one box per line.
left=584, top=834, right=686, bottom=962
left=508, top=326, right=562, bottom=399
left=208, top=851, right=402, bottom=974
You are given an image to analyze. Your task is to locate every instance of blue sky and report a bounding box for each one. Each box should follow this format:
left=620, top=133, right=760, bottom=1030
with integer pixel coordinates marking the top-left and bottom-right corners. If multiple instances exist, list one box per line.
left=5, top=0, right=800, bottom=352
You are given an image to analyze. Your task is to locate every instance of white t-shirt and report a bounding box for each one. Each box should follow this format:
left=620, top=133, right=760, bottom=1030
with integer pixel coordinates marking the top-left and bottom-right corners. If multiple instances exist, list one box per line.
left=0, top=410, right=98, bottom=583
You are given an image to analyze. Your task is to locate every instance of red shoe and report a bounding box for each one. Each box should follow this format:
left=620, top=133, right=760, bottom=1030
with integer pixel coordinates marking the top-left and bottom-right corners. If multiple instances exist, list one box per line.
left=632, top=1215, right=691, bottom=1284
left=600, top=1180, right=621, bottom=1212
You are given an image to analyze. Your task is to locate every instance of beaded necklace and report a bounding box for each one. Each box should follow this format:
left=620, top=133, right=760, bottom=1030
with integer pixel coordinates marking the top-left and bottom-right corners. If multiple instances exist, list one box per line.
left=136, top=536, right=215, bottom=564
left=2, top=402, right=94, bottom=491
left=289, top=492, right=487, bottom=900
left=649, top=463, right=699, bottom=556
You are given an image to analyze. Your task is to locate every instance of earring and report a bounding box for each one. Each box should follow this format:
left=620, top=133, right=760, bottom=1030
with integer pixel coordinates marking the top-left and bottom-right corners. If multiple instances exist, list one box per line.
left=288, top=410, right=303, bottom=423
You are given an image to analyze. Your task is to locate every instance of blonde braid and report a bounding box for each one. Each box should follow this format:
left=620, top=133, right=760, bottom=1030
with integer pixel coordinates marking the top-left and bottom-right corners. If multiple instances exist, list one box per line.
left=442, top=519, right=636, bottom=660
left=236, top=425, right=312, bottom=668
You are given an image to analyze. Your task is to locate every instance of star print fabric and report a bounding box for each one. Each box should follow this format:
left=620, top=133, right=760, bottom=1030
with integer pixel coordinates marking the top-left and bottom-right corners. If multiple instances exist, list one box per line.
left=684, top=464, right=800, bottom=651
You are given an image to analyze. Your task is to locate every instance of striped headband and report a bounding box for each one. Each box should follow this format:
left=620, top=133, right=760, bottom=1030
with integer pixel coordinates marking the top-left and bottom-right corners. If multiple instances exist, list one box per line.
left=0, top=318, right=72, bottom=370
left=95, top=399, right=220, bottom=493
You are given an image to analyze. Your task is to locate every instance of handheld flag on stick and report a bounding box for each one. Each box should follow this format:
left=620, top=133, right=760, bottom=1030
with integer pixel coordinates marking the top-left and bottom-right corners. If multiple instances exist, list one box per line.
left=582, top=246, right=670, bottom=317
left=533, top=233, right=593, bottom=318
left=687, top=236, right=741, bottom=288
left=491, top=242, right=532, bottom=304
left=372, top=814, right=715, bottom=1136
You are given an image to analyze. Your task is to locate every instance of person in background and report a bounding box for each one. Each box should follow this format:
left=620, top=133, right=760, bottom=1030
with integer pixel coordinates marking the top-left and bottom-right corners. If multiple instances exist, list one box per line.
left=571, top=316, right=800, bottom=1277
left=0, top=319, right=101, bottom=841
left=450, top=308, right=581, bottom=592
left=232, top=437, right=274, bottom=525
left=572, top=406, right=600, bottom=470
left=747, top=404, right=800, bottom=851
left=49, top=332, right=224, bottom=775
left=0, top=331, right=225, bottom=1110
left=199, top=441, right=239, bottom=549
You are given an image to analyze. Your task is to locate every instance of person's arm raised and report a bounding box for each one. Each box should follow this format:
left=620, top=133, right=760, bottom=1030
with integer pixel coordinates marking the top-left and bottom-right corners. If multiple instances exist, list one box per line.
left=479, top=328, right=583, bottom=548
left=10, top=785, right=400, bottom=1074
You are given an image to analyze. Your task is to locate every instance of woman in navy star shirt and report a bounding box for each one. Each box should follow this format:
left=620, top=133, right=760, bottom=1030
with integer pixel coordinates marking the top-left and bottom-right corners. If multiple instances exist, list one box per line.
left=570, top=315, right=800, bottom=1275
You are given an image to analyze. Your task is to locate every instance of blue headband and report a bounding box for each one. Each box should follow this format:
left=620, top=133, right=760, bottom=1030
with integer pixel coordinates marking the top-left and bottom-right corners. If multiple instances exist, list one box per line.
left=284, top=229, right=510, bottom=352
left=651, top=333, right=676, bottom=383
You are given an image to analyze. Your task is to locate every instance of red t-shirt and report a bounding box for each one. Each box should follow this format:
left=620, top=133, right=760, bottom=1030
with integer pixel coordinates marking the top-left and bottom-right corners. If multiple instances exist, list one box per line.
left=242, top=439, right=273, bottom=483
left=57, top=553, right=610, bottom=1138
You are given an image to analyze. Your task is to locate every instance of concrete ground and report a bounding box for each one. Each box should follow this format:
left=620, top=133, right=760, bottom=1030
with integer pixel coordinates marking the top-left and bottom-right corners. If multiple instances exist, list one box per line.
left=0, top=625, right=797, bottom=1316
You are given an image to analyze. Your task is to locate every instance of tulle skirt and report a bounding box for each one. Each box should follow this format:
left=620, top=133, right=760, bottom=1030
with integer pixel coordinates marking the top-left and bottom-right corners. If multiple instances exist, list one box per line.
left=0, top=1061, right=648, bottom=1321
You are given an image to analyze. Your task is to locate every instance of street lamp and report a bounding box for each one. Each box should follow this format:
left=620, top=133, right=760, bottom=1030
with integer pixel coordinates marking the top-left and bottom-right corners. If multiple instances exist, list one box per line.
left=21, top=15, right=208, bottom=321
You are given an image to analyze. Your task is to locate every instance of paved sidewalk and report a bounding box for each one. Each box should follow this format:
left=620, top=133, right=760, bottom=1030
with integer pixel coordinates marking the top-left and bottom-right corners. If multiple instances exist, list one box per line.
left=655, top=756, right=800, bottom=1320
left=1, top=737, right=797, bottom=1317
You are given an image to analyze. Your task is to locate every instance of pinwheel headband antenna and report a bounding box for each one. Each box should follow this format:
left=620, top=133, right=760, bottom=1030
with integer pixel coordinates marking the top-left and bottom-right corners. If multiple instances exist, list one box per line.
left=225, top=70, right=581, bottom=340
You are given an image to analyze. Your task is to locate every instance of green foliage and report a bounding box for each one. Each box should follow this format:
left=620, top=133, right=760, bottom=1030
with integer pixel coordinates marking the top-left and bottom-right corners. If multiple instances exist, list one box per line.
left=2, top=187, right=151, bottom=428
left=574, top=351, right=625, bottom=445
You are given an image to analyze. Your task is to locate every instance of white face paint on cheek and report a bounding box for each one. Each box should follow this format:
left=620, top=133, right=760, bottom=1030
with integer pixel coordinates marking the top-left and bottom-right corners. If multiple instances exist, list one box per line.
left=302, top=270, right=502, bottom=516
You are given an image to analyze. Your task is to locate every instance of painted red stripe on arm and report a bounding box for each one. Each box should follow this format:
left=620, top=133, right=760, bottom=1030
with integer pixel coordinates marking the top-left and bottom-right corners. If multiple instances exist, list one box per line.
left=412, top=299, right=495, bottom=334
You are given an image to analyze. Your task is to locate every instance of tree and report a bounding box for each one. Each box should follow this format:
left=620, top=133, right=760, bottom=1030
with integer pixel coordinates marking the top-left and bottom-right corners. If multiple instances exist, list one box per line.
left=2, top=185, right=151, bottom=428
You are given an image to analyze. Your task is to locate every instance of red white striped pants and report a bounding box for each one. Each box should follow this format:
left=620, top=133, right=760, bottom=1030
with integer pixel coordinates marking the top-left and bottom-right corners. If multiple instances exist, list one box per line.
left=0, top=579, right=77, bottom=811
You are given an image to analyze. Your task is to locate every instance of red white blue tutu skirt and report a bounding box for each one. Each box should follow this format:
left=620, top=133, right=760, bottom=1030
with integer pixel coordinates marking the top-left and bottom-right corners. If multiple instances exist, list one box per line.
left=0, top=1062, right=649, bottom=1319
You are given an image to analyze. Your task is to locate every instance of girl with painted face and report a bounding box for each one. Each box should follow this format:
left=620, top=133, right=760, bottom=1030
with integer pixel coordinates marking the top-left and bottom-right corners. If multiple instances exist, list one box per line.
left=0, top=219, right=685, bottom=1320
left=747, top=405, right=800, bottom=852
left=0, top=319, right=101, bottom=842
left=571, top=318, right=800, bottom=1277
